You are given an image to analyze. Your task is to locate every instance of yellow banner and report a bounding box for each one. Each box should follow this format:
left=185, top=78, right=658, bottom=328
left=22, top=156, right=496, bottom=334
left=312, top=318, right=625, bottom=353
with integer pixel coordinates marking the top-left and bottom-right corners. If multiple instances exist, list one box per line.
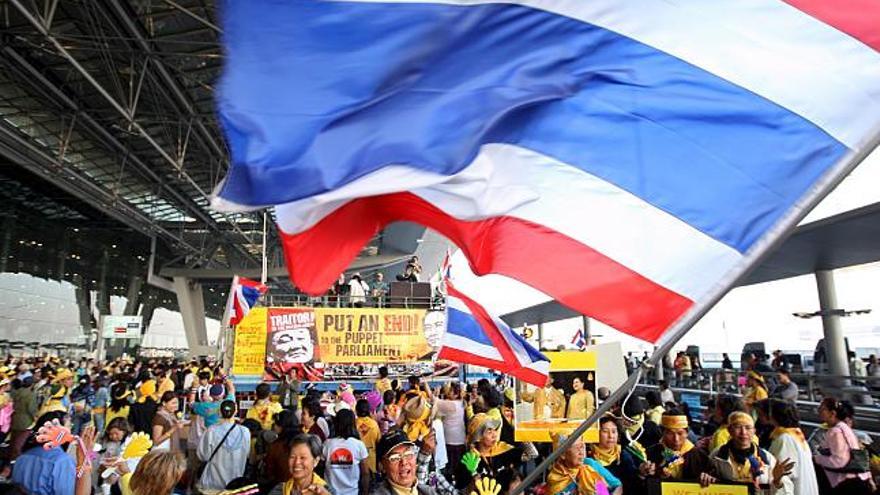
left=661, top=482, right=749, bottom=495
left=315, top=307, right=431, bottom=363
left=232, top=307, right=268, bottom=375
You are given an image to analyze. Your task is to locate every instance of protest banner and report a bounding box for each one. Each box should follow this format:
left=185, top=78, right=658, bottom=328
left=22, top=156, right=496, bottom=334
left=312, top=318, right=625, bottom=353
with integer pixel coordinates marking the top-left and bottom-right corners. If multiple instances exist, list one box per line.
left=316, top=307, right=431, bottom=363
left=232, top=307, right=268, bottom=375
left=659, top=482, right=749, bottom=495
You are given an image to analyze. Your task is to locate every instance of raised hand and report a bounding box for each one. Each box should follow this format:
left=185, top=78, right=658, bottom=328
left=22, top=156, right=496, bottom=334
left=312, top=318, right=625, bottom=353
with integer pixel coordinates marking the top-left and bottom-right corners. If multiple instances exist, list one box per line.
left=772, top=457, right=795, bottom=485
left=470, top=477, right=500, bottom=495
left=462, top=451, right=481, bottom=475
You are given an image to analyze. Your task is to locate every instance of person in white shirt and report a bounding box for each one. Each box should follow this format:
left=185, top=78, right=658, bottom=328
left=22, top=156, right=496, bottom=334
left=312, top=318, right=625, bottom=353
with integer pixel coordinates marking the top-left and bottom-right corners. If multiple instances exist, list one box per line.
left=434, top=382, right=466, bottom=479
left=348, top=273, right=369, bottom=307
left=767, top=399, right=819, bottom=495
left=659, top=381, right=674, bottom=405
left=323, top=409, right=369, bottom=495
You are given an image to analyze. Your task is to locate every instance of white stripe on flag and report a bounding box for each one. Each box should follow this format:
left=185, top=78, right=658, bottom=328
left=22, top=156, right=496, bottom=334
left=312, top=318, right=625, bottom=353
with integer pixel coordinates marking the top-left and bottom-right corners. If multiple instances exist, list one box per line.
left=442, top=332, right=504, bottom=361
left=337, top=0, right=880, bottom=149
left=279, top=144, right=741, bottom=302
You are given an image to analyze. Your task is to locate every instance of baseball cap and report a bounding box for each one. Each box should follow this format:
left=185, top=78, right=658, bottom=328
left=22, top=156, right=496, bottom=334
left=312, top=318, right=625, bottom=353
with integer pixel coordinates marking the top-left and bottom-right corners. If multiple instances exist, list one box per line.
left=376, top=429, right=416, bottom=462
left=210, top=384, right=225, bottom=397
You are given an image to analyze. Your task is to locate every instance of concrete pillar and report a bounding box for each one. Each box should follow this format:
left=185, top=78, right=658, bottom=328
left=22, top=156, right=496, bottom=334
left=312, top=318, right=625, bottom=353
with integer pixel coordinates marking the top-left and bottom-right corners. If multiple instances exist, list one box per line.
left=140, top=294, right=157, bottom=334
left=124, top=275, right=143, bottom=315
left=815, top=270, right=850, bottom=387
left=173, top=276, right=211, bottom=356
left=582, top=315, right=591, bottom=345
left=96, top=250, right=111, bottom=315
left=73, top=274, right=93, bottom=338
left=0, top=215, right=13, bottom=273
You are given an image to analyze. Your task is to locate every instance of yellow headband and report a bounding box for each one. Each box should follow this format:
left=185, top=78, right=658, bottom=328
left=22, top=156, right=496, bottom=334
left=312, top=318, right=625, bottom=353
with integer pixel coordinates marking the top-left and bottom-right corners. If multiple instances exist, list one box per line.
left=728, top=411, right=755, bottom=428
left=660, top=415, right=689, bottom=430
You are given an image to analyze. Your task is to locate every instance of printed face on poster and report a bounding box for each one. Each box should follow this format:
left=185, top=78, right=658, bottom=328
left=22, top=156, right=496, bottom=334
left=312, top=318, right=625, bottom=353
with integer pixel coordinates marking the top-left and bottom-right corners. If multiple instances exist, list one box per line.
left=514, top=351, right=599, bottom=443
left=264, top=308, right=323, bottom=381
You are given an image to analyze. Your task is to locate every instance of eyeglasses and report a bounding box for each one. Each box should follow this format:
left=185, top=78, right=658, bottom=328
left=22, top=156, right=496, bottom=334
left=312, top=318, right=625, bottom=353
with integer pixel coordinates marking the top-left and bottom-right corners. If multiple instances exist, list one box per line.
left=386, top=448, right=418, bottom=464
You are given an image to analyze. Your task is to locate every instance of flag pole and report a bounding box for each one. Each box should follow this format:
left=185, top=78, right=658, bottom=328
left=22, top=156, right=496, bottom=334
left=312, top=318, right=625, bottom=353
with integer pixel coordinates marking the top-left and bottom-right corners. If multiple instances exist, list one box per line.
left=261, top=211, right=269, bottom=285
left=510, top=127, right=880, bottom=495
left=218, top=275, right=238, bottom=367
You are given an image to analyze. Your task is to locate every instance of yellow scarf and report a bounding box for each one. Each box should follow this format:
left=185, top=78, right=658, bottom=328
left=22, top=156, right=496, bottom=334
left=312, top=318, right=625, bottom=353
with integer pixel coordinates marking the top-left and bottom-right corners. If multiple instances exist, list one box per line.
left=282, top=474, right=326, bottom=495
left=770, top=426, right=808, bottom=449
left=473, top=441, right=514, bottom=459
left=403, top=406, right=431, bottom=441
left=591, top=444, right=621, bottom=466
left=547, top=460, right=605, bottom=495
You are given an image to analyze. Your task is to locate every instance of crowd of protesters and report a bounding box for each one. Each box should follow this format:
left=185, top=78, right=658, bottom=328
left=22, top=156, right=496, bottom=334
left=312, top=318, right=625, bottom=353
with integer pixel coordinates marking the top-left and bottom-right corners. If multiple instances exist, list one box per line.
left=0, top=355, right=873, bottom=495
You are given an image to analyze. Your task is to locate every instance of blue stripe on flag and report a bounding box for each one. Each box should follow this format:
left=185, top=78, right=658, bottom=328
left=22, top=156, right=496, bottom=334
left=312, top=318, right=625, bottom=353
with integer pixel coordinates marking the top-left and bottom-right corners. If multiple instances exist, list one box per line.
left=218, top=1, right=846, bottom=253
left=447, top=307, right=495, bottom=347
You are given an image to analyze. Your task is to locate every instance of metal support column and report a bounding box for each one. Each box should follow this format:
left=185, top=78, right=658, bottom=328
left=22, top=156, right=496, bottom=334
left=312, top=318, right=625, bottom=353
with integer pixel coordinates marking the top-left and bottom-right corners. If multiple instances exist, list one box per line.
left=815, top=270, right=850, bottom=388
left=582, top=315, right=591, bottom=345
left=173, top=276, right=210, bottom=356
left=537, top=322, right=544, bottom=351
left=654, top=346, right=664, bottom=382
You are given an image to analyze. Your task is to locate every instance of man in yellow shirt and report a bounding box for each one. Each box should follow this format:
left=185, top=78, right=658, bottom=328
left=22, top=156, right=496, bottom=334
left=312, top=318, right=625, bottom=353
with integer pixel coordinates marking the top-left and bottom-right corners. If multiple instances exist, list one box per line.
left=710, top=394, right=757, bottom=452
left=520, top=377, right=566, bottom=420
left=355, top=398, right=381, bottom=476
left=246, top=383, right=282, bottom=431
left=375, top=366, right=392, bottom=394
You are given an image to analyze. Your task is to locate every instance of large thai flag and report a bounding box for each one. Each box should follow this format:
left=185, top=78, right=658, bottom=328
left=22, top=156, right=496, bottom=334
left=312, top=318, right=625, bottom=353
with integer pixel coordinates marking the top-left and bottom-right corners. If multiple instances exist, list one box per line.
left=212, top=0, right=880, bottom=343
left=441, top=282, right=550, bottom=387
left=226, top=276, right=268, bottom=327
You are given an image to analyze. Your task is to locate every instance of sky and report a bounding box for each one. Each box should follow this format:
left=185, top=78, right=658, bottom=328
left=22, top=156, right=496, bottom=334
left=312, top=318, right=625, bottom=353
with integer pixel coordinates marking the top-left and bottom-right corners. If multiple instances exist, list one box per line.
left=1, top=146, right=878, bottom=355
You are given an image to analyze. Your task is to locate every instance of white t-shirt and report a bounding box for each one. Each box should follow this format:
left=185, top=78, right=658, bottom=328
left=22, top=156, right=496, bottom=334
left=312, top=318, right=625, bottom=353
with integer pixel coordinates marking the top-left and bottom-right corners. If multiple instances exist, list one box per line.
left=322, top=437, right=368, bottom=495
left=434, top=399, right=466, bottom=445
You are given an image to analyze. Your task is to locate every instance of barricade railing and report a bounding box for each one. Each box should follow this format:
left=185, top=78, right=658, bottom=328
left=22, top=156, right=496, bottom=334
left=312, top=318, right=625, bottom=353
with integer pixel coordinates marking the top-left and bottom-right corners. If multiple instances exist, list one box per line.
left=263, top=293, right=445, bottom=310
left=640, top=366, right=880, bottom=404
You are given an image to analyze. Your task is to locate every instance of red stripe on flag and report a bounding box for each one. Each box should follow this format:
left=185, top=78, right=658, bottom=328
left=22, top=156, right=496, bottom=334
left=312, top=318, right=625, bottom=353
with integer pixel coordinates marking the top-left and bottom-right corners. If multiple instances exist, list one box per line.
left=279, top=192, right=693, bottom=342
left=784, top=0, right=880, bottom=51
left=446, top=282, right=519, bottom=365
left=438, top=347, right=549, bottom=387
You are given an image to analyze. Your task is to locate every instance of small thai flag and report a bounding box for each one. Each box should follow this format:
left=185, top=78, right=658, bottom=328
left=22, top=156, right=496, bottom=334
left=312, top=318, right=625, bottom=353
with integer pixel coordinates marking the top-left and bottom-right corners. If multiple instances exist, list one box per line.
left=440, top=281, right=549, bottom=387
left=571, top=329, right=587, bottom=350
left=226, top=276, right=268, bottom=327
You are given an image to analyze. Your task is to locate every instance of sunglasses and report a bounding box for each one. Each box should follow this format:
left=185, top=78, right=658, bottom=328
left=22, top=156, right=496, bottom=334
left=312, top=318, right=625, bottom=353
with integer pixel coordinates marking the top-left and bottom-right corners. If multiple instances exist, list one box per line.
left=386, top=447, right=418, bottom=464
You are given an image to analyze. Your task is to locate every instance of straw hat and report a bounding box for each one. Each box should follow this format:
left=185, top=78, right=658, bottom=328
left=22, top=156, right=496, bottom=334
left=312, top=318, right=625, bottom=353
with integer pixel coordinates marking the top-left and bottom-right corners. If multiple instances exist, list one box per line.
left=403, top=395, right=429, bottom=422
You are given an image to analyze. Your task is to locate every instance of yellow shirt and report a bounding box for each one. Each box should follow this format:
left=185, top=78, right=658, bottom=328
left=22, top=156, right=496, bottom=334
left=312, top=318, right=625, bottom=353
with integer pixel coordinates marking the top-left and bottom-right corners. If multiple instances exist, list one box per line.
left=247, top=399, right=283, bottom=431
left=357, top=416, right=381, bottom=473
left=744, top=386, right=768, bottom=408
left=376, top=378, right=392, bottom=394
left=105, top=406, right=130, bottom=430
left=521, top=387, right=559, bottom=420
left=157, top=378, right=175, bottom=398
left=710, top=425, right=759, bottom=453
left=566, top=390, right=595, bottom=420
left=282, top=474, right=327, bottom=495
